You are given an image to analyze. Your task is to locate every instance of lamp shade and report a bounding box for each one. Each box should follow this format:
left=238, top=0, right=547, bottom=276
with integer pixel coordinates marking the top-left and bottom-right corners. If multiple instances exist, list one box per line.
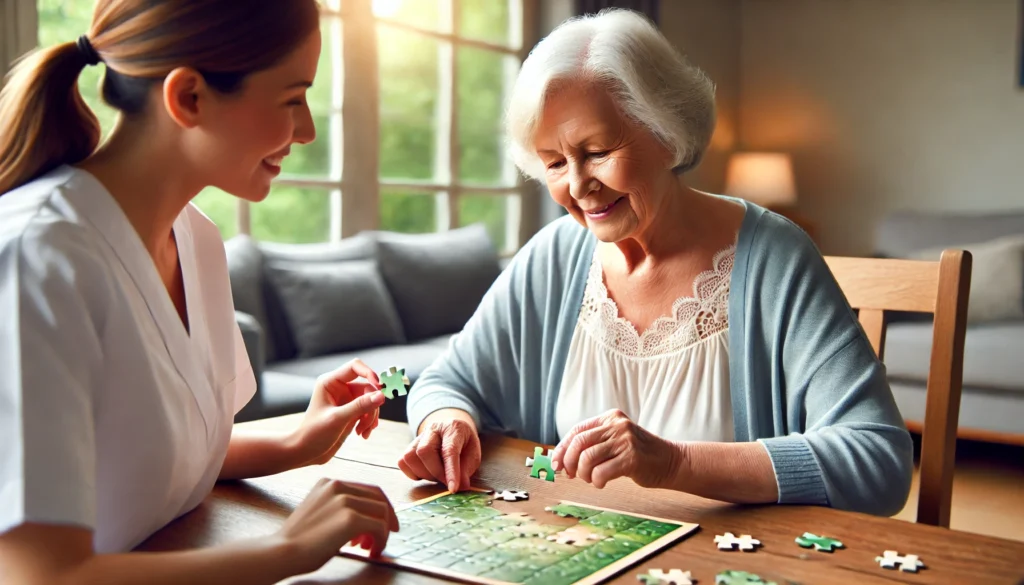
left=724, top=152, right=797, bottom=207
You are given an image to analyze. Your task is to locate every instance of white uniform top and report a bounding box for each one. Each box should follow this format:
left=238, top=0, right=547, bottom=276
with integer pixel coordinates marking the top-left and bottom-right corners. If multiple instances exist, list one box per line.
left=0, top=165, right=256, bottom=553
left=556, top=245, right=735, bottom=443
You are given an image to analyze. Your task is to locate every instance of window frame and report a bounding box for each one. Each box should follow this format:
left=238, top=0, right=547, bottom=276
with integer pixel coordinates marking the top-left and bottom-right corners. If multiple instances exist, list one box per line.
left=19, top=0, right=541, bottom=253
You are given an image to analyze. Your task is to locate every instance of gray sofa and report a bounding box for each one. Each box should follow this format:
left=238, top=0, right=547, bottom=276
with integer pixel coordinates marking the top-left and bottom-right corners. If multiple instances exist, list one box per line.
left=873, top=211, right=1024, bottom=441
left=224, top=224, right=503, bottom=424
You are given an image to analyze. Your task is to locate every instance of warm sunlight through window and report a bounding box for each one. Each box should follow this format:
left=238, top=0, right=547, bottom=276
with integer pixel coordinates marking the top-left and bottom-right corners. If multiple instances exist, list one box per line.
left=372, top=0, right=403, bottom=18
left=35, top=0, right=529, bottom=253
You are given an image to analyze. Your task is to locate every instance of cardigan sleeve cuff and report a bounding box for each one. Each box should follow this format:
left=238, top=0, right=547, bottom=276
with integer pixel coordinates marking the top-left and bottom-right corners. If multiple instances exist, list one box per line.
left=407, top=391, right=483, bottom=437
left=758, top=435, right=830, bottom=507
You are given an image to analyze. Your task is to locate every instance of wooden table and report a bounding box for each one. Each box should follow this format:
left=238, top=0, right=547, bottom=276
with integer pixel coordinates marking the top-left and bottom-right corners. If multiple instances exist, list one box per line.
left=139, top=416, right=1024, bottom=584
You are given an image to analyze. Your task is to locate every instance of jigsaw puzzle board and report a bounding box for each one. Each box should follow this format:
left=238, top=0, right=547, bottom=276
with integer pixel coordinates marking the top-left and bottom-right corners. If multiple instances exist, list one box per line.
left=339, top=489, right=699, bottom=585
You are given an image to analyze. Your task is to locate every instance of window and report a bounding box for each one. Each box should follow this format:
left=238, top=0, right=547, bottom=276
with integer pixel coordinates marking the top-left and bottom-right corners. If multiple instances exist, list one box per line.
left=33, top=0, right=537, bottom=252
left=375, top=0, right=524, bottom=252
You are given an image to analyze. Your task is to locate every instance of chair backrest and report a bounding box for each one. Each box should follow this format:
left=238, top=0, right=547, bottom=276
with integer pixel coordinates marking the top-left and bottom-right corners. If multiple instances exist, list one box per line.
left=824, top=251, right=972, bottom=528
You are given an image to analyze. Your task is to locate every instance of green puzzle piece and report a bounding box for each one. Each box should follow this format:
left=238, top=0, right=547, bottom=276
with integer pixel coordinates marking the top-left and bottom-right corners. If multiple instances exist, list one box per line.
left=715, top=570, right=779, bottom=585
left=527, top=446, right=555, bottom=481
left=379, top=366, right=411, bottom=399
left=794, top=532, right=844, bottom=552
left=544, top=503, right=600, bottom=519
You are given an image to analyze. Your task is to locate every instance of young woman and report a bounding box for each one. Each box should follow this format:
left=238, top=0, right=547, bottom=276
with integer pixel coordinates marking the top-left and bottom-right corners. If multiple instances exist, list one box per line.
left=0, top=1, right=399, bottom=583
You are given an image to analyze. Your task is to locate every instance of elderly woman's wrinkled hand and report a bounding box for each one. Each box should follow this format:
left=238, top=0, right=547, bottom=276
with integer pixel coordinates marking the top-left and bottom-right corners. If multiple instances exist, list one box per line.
left=398, top=418, right=482, bottom=493
left=551, top=409, right=683, bottom=489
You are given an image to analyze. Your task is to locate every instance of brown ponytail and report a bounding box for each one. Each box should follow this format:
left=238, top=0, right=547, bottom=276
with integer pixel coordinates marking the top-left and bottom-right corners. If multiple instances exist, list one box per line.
left=0, top=0, right=320, bottom=195
left=0, top=42, right=101, bottom=195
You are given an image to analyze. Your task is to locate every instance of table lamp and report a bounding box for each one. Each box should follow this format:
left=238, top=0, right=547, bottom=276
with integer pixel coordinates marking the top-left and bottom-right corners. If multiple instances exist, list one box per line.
left=724, top=151, right=816, bottom=242
left=724, top=152, right=797, bottom=209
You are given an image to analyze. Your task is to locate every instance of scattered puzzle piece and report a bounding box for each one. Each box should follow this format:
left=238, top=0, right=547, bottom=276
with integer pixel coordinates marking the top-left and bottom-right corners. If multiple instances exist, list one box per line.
left=493, top=490, right=529, bottom=502
left=379, top=366, right=411, bottom=399
left=637, top=568, right=694, bottom=585
left=715, top=570, right=777, bottom=585
left=545, top=503, right=600, bottom=519
left=875, top=550, right=925, bottom=573
left=714, top=532, right=761, bottom=552
left=794, top=532, right=843, bottom=552
left=526, top=446, right=555, bottom=482
left=546, top=525, right=604, bottom=546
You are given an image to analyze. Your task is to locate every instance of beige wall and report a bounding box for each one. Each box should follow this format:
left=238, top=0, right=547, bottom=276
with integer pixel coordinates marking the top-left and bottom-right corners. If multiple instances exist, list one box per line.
left=739, top=0, right=1024, bottom=255
left=660, top=0, right=742, bottom=195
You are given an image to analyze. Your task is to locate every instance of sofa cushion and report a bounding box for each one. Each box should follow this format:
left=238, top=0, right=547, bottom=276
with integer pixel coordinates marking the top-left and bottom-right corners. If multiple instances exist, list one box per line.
left=875, top=210, right=1024, bottom=259
left=260, top=232, right=376, bottom=263
left=264, top=260, right=405, bottom=358
left=883, top=322, right=1024, bottom=392
left=908, top=235, right=1024, bottom=325
left=259, top=233, right=378, bottom=361
left=375, top=224, right=501, bottom=341
left=266, top=336, right=452, bottom=384
left=224, top=236, right=278, bottom=361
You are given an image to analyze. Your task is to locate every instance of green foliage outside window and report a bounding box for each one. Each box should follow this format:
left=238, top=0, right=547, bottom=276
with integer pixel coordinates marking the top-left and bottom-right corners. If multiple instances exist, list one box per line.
left=36, top=0, right=517, bottom=250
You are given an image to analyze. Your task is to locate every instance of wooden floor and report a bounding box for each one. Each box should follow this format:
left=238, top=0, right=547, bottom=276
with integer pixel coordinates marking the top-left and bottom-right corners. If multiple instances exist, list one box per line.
left=892, top=437, right=1024, bottom=542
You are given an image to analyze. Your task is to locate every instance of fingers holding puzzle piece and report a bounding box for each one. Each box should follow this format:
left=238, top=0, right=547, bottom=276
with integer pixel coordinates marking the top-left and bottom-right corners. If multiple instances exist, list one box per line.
left=379, top=366, right=410, bottom=399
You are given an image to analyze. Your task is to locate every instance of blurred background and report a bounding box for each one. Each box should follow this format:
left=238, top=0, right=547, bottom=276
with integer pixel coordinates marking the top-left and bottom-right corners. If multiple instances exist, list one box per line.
left=6, top=0, right=1021, bottom=258
left=3, top=0, right=1022, bottom=543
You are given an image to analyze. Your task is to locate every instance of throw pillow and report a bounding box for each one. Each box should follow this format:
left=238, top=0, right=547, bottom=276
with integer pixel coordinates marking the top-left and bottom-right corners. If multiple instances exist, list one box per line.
left=264, top=260, right=406, bottom=358
left=259, top=233, right=378, bottom=361
left=375, top=224, right=502, bottom=341
left=909, top=234, right=1024, bottom=325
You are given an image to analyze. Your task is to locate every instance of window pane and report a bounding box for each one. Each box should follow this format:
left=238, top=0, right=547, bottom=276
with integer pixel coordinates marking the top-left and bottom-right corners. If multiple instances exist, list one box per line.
left=373, top=0, right=443, bottom=33
left=458, top=47, right=516, bottom=186
left=380, top=191, right=438, bottom=234
left=379, top=27, right=439, bottom=181
left=192, top=188, right=239, bottom=240
left=37, top=0, right=118, bottom=134
left=282, top=113, right=332, bottom=177
left=458, top=0, right=512, bottom=46
left=459, top=193, right=518, bottom=252
left=252, top=187, right=332, bottom=243
left=307, top=17, right=338, bottom=114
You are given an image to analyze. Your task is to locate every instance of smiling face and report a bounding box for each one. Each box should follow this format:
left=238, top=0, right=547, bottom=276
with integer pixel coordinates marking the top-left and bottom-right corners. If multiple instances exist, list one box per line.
left=533, top=80, right=679, bottom=243
left=190, top=27, right=322, bottom=202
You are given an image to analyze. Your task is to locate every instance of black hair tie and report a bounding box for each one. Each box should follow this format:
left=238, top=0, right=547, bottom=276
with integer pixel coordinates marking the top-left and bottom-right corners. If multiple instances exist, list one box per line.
left=76, top=35, right=101, bottom=66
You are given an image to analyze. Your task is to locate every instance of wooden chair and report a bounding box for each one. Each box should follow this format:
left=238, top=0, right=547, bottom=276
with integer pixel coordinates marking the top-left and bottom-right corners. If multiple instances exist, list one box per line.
left=824, top=251, right=972, bottom=528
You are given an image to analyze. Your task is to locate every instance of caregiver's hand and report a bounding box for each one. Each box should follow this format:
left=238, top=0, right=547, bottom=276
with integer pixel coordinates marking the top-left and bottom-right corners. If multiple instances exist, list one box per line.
left=551, top=409, right=682, bottom=489
left=291, top=359, right=383, bottom=466
left=398, top=409, right=482, bottom=493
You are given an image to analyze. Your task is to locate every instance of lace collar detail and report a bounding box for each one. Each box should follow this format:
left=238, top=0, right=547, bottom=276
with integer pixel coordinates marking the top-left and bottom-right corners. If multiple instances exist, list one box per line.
left=578, top=245, right=735, bottom=358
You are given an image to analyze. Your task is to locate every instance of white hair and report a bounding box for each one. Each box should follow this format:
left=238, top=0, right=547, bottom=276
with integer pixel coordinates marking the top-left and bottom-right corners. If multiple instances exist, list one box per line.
left=505, top=8, right=716, bottom=180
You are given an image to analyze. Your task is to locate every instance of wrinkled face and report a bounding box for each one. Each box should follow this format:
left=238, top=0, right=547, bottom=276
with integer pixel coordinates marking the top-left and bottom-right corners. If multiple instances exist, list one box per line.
left=190, top=28, right=321, bottom=201
left=533, top=81, right=677, bottom=243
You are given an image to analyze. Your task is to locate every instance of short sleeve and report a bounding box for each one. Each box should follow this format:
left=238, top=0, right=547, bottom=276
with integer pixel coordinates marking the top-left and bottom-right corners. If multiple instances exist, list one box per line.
left=231, top=323, right=257, bottom=414
left=0, top=227, right=107, bottom=536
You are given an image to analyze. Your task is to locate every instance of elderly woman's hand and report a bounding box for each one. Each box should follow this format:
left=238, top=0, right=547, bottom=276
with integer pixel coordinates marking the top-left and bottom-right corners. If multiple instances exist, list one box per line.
left=551, top=409, right=683, bottom=489
left=398, top=411, right=482, bottom=493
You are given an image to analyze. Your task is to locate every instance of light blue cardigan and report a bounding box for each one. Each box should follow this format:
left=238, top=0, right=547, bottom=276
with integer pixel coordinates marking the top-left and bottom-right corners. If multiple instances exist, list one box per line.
left=408, top=201, right=914, bottom=517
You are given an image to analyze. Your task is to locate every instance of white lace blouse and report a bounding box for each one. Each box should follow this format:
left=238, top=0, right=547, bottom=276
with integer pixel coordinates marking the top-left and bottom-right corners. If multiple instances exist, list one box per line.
left=555, top=245, right=736, bottom=443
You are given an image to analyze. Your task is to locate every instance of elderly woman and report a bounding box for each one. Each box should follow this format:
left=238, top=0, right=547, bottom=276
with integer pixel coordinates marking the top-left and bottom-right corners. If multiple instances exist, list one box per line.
left=399, top=9, right=913, bottom=516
